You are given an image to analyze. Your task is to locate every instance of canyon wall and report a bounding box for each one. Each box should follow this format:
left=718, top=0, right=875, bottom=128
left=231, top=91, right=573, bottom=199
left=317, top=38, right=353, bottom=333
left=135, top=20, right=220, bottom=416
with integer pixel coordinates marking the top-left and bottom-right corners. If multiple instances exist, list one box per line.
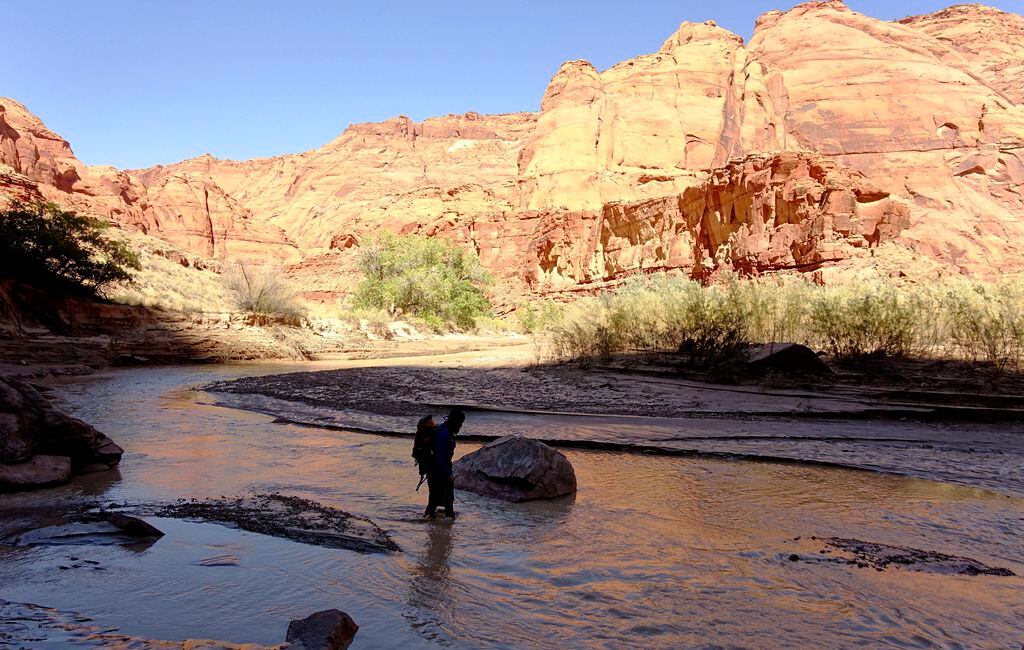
left=2, top=1, right=1022, bottom=302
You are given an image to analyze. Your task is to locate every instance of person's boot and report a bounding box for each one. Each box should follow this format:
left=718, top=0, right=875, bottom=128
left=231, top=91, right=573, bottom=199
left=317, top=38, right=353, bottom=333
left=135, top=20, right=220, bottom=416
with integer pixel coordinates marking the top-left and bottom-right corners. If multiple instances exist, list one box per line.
left=423, top=508, right=437, bottom=519
left=444, top=509, right=457, bottom=519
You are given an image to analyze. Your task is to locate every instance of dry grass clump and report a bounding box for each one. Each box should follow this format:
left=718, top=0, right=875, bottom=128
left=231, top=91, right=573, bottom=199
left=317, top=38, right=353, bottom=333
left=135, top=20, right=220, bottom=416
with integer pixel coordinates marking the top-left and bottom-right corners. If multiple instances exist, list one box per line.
left=223, top=263, right=307, bottom=325
left=531, top=273, right=1024, bottom=371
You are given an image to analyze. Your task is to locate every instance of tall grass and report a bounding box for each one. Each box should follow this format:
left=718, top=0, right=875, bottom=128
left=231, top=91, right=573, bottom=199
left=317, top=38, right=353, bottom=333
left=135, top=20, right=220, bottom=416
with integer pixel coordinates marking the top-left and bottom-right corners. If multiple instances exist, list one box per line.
left=223, top=263, right=306, bottom=324
left=108, top=249, right=236, bottom=313
left=530, top=273, right=1024, bottom=370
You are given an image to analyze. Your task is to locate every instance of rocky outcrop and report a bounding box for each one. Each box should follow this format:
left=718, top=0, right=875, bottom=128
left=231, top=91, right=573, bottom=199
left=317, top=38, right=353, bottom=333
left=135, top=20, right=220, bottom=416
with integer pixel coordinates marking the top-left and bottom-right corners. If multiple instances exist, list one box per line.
left=0, top=378, right=122, bottom=491
left=747, top=1, right=1024, bottom=277
left=453, top=436, right=577, bottom=502
left=436, top=152, right=909, bottom=292
left=3, top=2, right=1023, bottom=299
left=0, top=97, right=299, bottom=263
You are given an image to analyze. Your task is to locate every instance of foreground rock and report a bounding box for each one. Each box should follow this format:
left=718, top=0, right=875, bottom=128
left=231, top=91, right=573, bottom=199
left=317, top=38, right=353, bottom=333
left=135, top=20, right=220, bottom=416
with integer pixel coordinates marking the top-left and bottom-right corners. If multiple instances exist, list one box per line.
left=0, top=377, right=122, bottom=491
left=152, top=493, right=400, bottom=554
left=454, top=436, right=577, bottom=502
left=286, top=609, right=359, bottom=650
left=740, top=343, right=833, bottom=377
left=0, top=598, right=358, bottom=649
left=3, top=512, right=164, bottom=547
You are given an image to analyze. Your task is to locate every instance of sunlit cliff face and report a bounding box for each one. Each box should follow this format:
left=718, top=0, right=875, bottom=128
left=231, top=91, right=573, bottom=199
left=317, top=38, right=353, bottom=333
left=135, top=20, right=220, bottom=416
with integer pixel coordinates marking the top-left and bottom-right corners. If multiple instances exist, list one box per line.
left=3, top=3, right=1023, bottom=300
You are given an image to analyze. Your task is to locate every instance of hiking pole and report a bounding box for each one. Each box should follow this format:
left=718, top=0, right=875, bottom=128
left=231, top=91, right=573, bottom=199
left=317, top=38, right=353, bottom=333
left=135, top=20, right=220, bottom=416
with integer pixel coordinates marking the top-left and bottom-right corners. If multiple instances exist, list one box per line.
left=416, top=474, right=427, bottom=491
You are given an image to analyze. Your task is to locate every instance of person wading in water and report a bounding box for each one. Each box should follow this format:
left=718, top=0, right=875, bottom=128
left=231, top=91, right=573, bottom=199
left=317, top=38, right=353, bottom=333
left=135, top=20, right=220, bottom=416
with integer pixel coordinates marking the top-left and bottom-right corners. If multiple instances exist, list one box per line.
left=415, top=408, right=464, bottom=519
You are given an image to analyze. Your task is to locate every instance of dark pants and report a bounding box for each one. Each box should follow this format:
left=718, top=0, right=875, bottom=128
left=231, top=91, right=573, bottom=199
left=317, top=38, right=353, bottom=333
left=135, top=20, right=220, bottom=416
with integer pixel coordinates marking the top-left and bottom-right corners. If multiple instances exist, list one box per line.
left=424, top=470, right=455, bottom=516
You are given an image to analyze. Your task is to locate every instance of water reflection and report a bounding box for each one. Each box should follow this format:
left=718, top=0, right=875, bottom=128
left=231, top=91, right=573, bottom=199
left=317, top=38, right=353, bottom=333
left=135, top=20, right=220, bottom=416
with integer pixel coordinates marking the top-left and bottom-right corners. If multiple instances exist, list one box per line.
left=407, top=522, right=456, bottom=643
left=0, top=365, right=1020, bottom=648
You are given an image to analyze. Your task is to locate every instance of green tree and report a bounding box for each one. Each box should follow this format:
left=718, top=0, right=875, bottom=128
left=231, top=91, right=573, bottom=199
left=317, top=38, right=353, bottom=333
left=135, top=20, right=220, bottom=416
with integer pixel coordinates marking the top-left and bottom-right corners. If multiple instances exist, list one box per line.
left=352, top=233, right=492, bottom=330
left=0, top=201, right=140, bottom=295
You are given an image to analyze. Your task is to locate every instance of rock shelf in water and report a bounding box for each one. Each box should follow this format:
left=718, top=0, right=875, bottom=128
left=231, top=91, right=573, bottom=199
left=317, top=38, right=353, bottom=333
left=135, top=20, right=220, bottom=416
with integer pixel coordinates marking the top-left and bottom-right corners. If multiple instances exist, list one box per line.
left=150, top=493, right=400, bottom=554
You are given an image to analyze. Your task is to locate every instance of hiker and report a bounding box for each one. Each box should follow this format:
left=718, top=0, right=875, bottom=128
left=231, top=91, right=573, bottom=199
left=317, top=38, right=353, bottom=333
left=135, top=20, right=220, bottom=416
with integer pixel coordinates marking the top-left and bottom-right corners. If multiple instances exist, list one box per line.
left=420, top=408, right=465, bottom=519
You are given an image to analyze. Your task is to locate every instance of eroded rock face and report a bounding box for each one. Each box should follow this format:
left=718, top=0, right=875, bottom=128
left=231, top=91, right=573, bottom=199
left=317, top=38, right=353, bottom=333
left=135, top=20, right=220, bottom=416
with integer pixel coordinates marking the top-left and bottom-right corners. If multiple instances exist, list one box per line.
left=436, top=152, right=909, bottom=292
left=2, top=2, right=1023, bottom=298
left=0, top=378, right=122, bottom=491
left=453, top=436, right=577, bottom=502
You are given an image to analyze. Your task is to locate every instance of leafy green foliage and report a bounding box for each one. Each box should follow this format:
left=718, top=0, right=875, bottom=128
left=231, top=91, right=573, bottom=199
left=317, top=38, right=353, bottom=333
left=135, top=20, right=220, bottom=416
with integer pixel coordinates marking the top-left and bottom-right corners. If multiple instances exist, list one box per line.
left=0, top=201, right=139, bottom=295
left=352, top=233, right=492, bottom=330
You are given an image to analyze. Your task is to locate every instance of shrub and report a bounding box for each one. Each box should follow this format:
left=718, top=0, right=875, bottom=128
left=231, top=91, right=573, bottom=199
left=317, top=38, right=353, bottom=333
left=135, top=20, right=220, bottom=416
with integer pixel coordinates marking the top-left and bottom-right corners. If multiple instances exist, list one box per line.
left=540, top=276, right=753, bottom=366
left=943, top=276, right=1024, bottom=371
left=515, top=300, right=562, bottom=334
left=223, top=262, right=306, bottom=324
left=0, top=201, right=139, bottom=295
left=351, top=233, right=492, bottom=330
left=808, top=281, right=921, bottom=359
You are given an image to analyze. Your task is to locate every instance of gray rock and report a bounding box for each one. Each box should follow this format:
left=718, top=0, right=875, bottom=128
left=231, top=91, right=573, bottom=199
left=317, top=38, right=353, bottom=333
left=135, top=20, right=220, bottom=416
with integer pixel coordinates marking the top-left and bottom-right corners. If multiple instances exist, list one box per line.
left=454, top=436, right=577, bottom=502
left=0, top=455, right=71, bottom=492
left=743, top=342, right=832, bottom=376
left=286, top=609, right=358, bottom=650
left=102, top=513, right=164, bottom=539
left=0, top=378, right=122, bottom=491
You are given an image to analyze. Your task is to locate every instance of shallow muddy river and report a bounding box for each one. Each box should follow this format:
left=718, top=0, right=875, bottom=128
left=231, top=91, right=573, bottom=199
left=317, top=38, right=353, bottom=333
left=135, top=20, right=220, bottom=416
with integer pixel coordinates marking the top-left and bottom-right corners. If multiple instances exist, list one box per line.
left=2, top=364, right=1023, bottom=647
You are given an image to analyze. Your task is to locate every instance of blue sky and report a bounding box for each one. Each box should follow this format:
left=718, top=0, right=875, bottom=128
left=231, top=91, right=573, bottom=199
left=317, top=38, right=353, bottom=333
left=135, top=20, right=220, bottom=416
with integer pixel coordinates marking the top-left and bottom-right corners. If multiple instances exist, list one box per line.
left=6, top=0, right=1022, bottom=169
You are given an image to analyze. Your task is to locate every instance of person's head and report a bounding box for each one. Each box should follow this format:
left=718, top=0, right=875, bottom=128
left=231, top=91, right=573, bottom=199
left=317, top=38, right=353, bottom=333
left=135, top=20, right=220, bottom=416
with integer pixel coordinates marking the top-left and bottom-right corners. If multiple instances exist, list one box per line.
left=446, top=408, right=466, bottom=434
left=417, top=415, right=435, bottom=436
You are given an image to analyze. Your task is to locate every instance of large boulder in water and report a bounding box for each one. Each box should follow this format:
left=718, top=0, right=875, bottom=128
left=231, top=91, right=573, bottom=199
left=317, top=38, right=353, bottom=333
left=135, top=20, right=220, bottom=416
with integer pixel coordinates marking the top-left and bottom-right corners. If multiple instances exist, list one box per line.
left=453, top=436, right=577, bottom=502
left=0, top=378, right=122, bottom=492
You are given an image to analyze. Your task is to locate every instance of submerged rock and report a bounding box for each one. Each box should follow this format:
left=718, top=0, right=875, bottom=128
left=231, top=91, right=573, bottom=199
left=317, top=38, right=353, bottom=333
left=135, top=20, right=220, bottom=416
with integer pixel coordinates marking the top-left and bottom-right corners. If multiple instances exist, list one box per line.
left=813, top=537, right=1015, bottom=576
left=286, top=609, right=359, bottom=650
left=454, top=436, right=577, bottom=502
left=0, top=377, right=123, bottom=492
left=3, top=512, right=164, bottom=547
left=152, top=493, right=399, bottom=554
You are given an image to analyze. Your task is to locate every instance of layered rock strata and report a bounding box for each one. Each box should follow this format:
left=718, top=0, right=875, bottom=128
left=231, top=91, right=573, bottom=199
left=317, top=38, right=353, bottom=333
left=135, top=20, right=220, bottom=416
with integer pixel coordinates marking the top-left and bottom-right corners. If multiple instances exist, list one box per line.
left=1, top=2, right=1022, bottom=299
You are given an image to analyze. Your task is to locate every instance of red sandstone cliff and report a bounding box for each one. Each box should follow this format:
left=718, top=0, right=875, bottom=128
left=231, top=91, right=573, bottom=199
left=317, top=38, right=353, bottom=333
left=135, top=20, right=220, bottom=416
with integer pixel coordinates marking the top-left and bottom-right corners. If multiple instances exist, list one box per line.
left=2, top=2, right=1022, bottom=300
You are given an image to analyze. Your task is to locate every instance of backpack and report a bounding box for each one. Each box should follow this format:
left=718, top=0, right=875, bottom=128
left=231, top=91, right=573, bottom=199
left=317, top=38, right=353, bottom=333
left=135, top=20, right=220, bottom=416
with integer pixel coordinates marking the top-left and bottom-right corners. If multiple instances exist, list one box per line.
left=412, top=416, right=436, bottom=477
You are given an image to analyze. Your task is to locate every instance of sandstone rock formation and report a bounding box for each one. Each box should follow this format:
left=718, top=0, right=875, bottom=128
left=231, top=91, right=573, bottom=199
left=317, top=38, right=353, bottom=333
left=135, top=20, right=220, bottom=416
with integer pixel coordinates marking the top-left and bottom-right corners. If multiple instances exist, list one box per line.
left=0, top=98, right=299, bottom=262
left=900, top=5, right=1024, bottom=105
left=2, top=2, right=1022, bottom=301
left=0, top=377, right=123, bottom=491
left=453, top=436, right=577, bottom=502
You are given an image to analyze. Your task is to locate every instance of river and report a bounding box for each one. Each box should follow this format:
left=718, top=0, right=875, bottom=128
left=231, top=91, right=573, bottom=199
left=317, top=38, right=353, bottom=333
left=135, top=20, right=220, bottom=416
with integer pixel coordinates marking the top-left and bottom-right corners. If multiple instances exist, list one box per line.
left=1, top=363, right=1022, bottom=648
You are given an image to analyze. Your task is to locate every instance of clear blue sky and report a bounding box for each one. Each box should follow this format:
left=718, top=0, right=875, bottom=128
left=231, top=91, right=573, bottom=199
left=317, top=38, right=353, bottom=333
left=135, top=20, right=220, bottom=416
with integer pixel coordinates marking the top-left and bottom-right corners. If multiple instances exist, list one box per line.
left=6, top=0, right=1022, bottom=169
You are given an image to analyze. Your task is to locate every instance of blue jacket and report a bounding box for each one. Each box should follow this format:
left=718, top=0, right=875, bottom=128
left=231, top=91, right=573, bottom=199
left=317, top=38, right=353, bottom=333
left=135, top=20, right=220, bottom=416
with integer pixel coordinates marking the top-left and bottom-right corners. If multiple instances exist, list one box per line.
left=432, top=422, right=456, bottom=475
